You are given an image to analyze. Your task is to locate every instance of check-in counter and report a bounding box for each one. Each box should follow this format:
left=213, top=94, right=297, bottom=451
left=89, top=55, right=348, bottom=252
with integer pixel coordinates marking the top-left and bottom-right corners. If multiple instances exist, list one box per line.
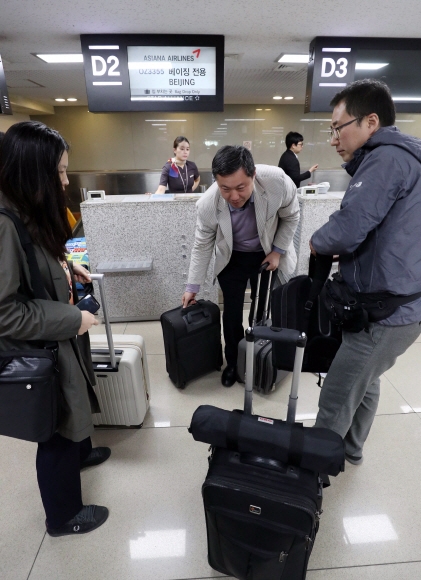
left=81, top=189, right=346, bottom=322
left=294, top=192, right=345, bottom=275
left=81, top=194, right=217, bottom=322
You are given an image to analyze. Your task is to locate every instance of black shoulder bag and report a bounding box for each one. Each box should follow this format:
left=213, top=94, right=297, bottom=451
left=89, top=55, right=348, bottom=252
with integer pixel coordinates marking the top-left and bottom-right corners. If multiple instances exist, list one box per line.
left=0, top=209, right=60, bottom=442
left=322, top=271, right=421, bottom=333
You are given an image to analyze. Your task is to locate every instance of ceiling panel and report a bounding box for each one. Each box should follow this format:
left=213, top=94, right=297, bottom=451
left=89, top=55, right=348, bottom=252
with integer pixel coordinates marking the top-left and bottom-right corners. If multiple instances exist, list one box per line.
left=1, top=0, right=420, bottom=110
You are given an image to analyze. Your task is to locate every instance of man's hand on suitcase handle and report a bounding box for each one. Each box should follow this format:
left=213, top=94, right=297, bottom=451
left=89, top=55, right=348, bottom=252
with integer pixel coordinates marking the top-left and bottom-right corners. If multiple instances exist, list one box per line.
left=262, top=251, right=280, bottom=271
left=181, top=291, right=197, bottom=308
left=258, top=261, right=270, bottom=274
left=309, top=240, right=339, bottom=262
left=309, top=240, right=317, bottom=256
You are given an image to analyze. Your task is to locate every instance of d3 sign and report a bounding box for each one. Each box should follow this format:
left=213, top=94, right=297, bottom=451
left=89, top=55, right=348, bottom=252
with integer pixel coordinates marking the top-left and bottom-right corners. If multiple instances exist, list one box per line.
left=321, top=57, right=348, bottom=78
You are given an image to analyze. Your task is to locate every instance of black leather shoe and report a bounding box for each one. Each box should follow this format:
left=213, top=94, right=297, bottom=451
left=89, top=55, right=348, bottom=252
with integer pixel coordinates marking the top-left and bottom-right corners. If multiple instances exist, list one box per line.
left=80, top=447, right=111, bottom=469
left=221, top=365, right=238, bottom=387
left=46, top=505, right=109, bottom=537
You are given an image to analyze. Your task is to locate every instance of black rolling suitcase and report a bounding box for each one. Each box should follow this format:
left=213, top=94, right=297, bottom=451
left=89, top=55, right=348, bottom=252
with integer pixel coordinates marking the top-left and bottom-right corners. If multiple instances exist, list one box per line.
left=160, top=300, right=223, bottom=389
left=272, top=254, right=342, bottom=374
left=192, top=326, right=344, bottom=580
left=237, top=263, right=288, bottom=393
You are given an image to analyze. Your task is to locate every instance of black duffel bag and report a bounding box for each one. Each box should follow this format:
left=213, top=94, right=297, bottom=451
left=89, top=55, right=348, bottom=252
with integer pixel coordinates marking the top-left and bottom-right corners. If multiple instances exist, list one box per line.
left=189, top=405, right=345, bottom=476
left=0, top=209, right=60, bottom=442
left=322, top=272, right=421, bottom=333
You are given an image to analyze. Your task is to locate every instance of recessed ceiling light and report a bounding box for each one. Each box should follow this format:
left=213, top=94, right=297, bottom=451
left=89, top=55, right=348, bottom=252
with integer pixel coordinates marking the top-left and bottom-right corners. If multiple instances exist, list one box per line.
left=278, top=54, right=308, bottom=64
left=55, top=98, right=65, bottom=102
left=273, top=96, right=283, bottom=100
left=36, top=54, right=83, bottom=63
left=256, top=108, right=262, bottom=110
left=67, top=98, right=77, bottom=101
left=265, top=108, right=271, bottom=111
left=224, top=118, right=265, bottom=121
left=284, top=96, right=294, bottom=100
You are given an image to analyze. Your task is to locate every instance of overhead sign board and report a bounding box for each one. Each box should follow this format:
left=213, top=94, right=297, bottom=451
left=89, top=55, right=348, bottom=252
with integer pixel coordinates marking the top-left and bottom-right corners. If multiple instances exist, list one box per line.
left=80, top=34, right=224, bottom=112
left=305, top=37, right=421, bottom=113
left=0, top=55, right=12, bottom=115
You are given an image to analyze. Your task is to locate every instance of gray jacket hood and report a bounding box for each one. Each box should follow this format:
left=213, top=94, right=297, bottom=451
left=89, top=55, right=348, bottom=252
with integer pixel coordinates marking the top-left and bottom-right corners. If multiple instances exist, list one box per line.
left=346, top=126, right=421, bottom=176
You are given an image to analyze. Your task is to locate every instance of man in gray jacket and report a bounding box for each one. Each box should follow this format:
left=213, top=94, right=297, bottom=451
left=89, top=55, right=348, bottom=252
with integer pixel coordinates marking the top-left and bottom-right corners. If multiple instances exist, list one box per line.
left=311, top=79, right=421, bottom=465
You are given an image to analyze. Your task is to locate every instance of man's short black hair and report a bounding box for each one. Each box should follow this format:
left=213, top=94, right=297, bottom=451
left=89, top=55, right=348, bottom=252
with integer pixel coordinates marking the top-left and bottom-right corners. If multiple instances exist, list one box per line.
left=212, top=145, right=255, bottom=178
left=285, top=132, right=304, bottom=149
left=330, top=79, right=396, bottom=127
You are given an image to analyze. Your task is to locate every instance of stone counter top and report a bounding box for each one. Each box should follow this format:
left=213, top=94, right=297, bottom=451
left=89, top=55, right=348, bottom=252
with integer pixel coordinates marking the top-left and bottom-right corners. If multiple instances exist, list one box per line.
left=297, top=191, right=345, bottom=201
left=81, top=193, right=204, bottom=206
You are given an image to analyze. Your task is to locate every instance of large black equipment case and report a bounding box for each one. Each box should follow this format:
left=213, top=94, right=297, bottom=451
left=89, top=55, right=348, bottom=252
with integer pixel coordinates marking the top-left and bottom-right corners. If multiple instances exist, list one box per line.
left=237, top=264, right=288, bottom=393
left=160, top=300, right=223, bottom=389
left=199, top=326, right=338, bottom=579
left=272, top=254, right=342, bottom=373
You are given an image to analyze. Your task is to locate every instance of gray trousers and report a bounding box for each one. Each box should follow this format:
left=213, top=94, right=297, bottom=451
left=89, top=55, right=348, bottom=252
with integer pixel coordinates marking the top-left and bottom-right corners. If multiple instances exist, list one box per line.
left=315, top=321, right=421, bottom=458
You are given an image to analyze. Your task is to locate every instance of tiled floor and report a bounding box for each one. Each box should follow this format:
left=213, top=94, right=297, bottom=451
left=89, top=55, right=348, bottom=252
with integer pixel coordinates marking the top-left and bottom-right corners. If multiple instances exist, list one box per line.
left=2, top=317, right=421, bottom=580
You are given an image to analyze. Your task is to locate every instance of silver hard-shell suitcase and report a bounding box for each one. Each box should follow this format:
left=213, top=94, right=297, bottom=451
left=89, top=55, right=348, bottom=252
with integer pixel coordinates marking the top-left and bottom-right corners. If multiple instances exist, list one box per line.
left=89, top=274, right=150, bottom=427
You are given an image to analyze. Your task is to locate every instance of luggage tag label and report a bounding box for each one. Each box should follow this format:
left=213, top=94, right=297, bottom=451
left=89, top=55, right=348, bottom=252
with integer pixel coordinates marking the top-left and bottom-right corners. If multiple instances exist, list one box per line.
left=258, top=416, right=274, bottom=425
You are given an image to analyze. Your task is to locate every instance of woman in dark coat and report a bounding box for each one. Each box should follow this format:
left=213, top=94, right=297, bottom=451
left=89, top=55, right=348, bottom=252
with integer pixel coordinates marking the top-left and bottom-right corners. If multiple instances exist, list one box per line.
left=0, top=121, right=109, bottom=537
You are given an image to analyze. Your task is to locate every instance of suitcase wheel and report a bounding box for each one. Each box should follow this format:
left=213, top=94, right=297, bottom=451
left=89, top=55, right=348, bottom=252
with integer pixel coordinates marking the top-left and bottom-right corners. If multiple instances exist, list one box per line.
left=176, top=380, right=186, bottom=389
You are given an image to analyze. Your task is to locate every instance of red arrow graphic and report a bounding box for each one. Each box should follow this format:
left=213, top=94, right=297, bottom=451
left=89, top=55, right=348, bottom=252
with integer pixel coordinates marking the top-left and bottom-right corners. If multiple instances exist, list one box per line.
left=192, top=49, right=201, bottom=59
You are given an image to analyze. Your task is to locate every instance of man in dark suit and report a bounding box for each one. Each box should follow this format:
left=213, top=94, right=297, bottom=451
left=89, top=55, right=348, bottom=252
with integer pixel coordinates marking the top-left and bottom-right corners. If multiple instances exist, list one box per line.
left=278, top=131, right=318, bottom=188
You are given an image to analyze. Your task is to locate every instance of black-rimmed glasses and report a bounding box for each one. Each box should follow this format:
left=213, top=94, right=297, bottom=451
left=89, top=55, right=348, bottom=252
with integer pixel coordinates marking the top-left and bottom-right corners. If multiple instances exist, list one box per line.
left=329, top=117, right=363, bottom=140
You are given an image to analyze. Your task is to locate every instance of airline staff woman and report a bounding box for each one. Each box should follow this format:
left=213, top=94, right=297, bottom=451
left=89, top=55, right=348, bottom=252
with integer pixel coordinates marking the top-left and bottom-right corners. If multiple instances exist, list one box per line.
left=154, top=136, right=200, bottom=194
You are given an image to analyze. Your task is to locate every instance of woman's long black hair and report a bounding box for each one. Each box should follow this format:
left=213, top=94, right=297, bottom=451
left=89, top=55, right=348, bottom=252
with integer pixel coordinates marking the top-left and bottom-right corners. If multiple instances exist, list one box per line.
left=0, top=121, right=72, bottom=260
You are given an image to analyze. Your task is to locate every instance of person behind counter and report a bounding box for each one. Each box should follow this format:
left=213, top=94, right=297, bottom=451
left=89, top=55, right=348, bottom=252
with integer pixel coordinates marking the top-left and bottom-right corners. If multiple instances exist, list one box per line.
left=278, top=131, right=318, bottom=188
left=154, top=136, right=200, bottom=194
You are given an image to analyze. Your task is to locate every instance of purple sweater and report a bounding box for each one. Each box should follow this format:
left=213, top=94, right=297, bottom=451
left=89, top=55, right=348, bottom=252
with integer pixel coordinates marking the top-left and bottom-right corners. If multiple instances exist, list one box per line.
left=186, top=195, right=284, bottom=293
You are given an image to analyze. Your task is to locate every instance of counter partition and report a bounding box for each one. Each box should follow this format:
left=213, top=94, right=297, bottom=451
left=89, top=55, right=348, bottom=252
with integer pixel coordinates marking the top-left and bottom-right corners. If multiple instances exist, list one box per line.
left=81, top=194, right=217, bottom=322
left=294, top=191, right=345, bottom=276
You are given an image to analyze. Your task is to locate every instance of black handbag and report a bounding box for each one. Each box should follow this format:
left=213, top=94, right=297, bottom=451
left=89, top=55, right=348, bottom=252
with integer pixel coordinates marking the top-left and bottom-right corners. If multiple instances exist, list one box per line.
left=0, top=209, right=60, bottom=442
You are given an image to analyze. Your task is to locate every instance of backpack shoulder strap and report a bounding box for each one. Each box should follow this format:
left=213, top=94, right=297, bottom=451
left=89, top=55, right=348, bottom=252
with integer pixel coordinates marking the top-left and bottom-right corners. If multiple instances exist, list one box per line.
left=0, top=208, right=48, bottom=299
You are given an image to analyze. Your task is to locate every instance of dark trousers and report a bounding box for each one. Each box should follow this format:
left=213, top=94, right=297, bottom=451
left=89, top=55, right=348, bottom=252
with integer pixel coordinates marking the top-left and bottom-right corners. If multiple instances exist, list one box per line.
left=217, top=250, right=274, bottom=366
left=36, top=433, right=92, bottom=529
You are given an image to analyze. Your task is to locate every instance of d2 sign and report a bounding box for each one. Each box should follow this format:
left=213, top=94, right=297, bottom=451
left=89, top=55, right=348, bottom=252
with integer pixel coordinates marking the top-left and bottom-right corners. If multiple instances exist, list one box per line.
left=91, top=55, right=121, bottom=77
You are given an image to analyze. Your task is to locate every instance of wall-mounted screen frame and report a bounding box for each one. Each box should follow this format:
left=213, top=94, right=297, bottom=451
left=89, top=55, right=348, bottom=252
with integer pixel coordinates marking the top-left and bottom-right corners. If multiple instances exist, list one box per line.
left=305, top=37, right=421, bottom=113
left=0, top=55, right=12, bottom=115
left=81, top=34, right=224, bottom=113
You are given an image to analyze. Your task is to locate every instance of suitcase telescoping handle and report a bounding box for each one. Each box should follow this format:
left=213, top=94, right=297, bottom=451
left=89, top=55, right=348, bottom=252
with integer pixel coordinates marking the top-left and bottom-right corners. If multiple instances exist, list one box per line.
left=244, top=326, right=307, bottom=422
left=89, top=273, right=117, bottom=369
left=252, top=262, right=272, bottom=327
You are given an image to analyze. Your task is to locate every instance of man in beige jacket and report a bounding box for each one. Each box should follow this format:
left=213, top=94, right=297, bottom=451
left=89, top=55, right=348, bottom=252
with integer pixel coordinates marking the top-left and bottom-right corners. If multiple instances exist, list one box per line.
left=182, top=145, right=299, bottom=386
